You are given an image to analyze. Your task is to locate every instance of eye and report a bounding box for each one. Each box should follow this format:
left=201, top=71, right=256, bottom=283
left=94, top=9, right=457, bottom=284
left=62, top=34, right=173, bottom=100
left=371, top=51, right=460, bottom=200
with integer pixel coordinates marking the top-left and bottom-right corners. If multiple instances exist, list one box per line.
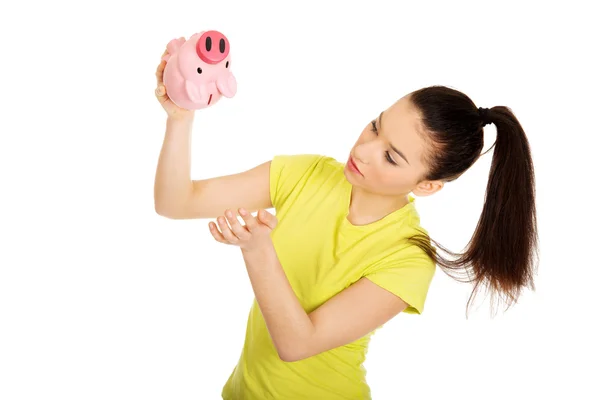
left=225, top=61, right=229, bottom=68
left=197, top=67, right=202, bottom=74
left=370, top=120, right=397, bottom=165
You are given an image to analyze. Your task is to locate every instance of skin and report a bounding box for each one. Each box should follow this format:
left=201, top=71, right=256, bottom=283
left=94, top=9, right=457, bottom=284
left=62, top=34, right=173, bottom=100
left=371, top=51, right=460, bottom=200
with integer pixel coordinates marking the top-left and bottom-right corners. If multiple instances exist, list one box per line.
left=155, top=46, right=195, bottom=121
left=345, top=95, right=445, bottom=226
left=154, top=45, right=446, bottom=362
left=205, top=95, right=452, bottom=362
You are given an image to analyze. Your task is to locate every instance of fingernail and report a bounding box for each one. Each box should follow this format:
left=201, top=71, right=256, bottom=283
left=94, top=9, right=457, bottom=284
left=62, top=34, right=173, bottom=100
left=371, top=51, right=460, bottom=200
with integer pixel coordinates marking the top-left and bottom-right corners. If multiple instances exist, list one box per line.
left=239, top=208, right=247, bottom=216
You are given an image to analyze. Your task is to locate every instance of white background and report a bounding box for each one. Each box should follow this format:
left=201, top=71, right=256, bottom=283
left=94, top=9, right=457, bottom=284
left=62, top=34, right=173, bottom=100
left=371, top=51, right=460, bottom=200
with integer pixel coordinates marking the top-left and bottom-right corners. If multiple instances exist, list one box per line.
left=1, top=0, right=599, bottom=399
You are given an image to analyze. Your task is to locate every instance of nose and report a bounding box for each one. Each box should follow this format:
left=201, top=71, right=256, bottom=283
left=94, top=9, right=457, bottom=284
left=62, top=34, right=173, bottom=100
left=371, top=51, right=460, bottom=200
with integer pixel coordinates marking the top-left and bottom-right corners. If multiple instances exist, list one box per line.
left=352, top=151, right=367, bottom=166
left=196, top=30, right=230, bottom=64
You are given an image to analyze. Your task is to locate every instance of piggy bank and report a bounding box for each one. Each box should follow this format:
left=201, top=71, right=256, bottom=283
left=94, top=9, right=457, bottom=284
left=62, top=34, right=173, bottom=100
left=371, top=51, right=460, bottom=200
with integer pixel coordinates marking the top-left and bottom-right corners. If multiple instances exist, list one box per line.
left=161, top=30, right=237, bottom=110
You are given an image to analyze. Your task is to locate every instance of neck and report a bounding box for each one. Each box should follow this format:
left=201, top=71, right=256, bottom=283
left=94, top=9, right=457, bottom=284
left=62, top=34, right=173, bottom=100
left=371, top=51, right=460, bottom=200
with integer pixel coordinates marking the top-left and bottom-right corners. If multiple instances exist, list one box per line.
left=347, top=186, right=409, bottom=226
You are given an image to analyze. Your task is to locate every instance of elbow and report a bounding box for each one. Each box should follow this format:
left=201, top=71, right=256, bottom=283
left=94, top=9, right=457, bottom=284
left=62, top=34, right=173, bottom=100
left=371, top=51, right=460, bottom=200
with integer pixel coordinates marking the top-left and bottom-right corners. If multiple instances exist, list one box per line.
left=154, top=202, right=181, bottom=219
left=278, top=350, right=298, bottom=363
left=279, top=351, right=310, bottom=363
left=154, top=193, right=192, bottom=219
left=277, top=328, right=318, bottom=362
left=154, top=201, right=170, bottom=218
left=277, top=343, right=310, bottom=363
left=154, top=194, right=169, bottom=217
left=274, top=341, right=298, bottom=362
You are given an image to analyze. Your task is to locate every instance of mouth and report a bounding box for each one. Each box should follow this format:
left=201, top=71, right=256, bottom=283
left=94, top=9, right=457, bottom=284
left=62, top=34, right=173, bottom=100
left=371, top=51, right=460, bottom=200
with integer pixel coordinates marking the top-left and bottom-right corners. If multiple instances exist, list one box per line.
left=349, top=156, right=363, bottom=176
left=208, top=94, right=213, bottom=105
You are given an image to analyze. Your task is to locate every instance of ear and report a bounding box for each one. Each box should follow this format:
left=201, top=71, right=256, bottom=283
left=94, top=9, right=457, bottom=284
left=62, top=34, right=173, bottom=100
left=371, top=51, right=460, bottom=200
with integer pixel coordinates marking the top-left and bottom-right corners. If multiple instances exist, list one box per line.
left=216, top=73, right=237, bottom=98
left=185, top=80, right=209, bottom=104
left=412, top=179, right=444, bottom=197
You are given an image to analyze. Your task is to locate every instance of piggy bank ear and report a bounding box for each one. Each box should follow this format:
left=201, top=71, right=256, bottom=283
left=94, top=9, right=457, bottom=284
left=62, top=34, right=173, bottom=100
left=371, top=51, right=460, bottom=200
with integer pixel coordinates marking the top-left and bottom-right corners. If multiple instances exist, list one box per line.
left=216, top=74, right=237, bottom=98
left=185, top=80, right=208, bottom=103
left=166, top=37, right=186, bottom=56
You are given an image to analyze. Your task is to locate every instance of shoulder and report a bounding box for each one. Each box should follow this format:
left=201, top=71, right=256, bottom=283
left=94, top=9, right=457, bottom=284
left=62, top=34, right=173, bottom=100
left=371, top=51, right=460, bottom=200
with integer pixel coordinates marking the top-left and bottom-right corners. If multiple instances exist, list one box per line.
left=271, top=153, right=339, bottom=170
left=270, top=153, right=342, bottom=183
left=270, top=153, right=341, bottom=209
left=363, top=241, right=437, bottom=315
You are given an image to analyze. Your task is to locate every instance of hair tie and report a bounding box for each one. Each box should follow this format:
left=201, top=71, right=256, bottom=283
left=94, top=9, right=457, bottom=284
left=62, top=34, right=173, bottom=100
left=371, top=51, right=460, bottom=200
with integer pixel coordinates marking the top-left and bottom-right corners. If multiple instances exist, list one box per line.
left=478, top=107, right=493, bottom=126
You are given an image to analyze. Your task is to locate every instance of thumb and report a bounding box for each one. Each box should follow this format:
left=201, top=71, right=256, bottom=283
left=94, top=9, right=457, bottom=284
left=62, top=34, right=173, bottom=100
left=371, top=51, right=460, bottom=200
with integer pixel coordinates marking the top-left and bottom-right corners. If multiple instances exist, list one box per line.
left=258, top=210, right=277, bottom=229
left=155, top=85, right=170, bottom=106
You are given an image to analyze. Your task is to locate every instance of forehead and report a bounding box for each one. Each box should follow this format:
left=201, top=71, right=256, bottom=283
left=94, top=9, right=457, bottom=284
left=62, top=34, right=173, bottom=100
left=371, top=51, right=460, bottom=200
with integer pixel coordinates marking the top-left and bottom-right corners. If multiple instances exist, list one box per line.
left=382, top=97, right=427, bottom=165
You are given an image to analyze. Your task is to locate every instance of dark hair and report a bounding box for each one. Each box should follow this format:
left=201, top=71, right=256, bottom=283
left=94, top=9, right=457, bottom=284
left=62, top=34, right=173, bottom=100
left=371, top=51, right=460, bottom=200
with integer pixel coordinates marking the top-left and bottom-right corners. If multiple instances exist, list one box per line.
left=406, top=85, right=539, bottom=318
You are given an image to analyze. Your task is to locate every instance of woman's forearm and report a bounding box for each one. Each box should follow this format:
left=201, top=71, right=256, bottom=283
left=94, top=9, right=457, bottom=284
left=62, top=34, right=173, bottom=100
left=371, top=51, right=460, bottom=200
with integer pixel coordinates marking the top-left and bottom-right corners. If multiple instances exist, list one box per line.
left=241, top=244, right=315, bottom=361
left=154, top=116, right=195, bottom=217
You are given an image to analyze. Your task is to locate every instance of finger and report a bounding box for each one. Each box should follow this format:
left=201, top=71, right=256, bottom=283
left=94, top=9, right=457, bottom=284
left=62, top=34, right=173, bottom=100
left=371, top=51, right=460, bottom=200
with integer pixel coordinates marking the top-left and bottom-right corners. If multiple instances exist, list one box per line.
left=155, top=86, right=169, bottom=105
left=257, top=210, right=278, bottom=230
left=208, top=222, right=227, bottom=243
left=238, top=208, right=259, bottom=231
left=225, top=209, right=251, bottom=240
left=216, top=215, right=239, bottom=243
left=155, top=84, right=166, bottom=100
left=156, top=49, right=168, bottom=85
left=155, top=60, right=166, bottom=86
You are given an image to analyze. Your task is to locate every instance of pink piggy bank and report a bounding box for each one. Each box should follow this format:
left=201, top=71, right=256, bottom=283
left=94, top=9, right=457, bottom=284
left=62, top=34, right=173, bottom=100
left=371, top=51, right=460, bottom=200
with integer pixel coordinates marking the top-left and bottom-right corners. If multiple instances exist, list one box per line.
left=161, top=30, right=237, bottom=110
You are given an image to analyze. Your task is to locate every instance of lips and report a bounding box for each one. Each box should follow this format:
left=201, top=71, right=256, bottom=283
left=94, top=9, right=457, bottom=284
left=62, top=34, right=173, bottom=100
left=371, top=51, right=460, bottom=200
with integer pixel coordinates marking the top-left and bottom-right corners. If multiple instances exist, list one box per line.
left=350, top=156, right=362, bottom=175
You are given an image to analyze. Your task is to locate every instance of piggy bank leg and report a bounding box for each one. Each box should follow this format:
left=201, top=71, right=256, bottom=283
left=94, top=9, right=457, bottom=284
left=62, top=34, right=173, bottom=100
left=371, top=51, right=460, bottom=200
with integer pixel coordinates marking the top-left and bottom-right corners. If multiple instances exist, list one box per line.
left=216, top=73, right=237, bottom=98
left=185, top=80, right=209, bottom=104
left=166, top=37, right=185, bottom=55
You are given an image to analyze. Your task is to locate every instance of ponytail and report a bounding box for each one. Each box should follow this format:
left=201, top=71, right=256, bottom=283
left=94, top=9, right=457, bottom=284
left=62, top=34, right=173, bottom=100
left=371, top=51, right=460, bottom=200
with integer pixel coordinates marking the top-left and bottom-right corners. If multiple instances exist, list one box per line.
left=407, top=86, right=539, bottom=318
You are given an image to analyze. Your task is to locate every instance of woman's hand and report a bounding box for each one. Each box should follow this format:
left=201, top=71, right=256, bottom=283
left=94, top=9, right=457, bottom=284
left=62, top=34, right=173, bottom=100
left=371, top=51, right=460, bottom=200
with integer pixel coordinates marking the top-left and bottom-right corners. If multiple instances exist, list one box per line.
left=155, top=47, right=195, bottom=121
left=209, top=208, right=278, bottom=253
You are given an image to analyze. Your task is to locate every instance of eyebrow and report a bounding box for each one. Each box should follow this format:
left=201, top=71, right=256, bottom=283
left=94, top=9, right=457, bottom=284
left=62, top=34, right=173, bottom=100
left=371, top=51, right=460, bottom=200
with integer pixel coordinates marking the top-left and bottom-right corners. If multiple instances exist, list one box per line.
left=379, top=112, right=410, bottom=165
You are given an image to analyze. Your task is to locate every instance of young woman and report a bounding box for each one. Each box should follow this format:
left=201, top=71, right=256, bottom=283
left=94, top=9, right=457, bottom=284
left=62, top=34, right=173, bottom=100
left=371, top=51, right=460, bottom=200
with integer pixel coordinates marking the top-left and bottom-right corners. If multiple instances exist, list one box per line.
left=154, top=50, right=538, bottom=399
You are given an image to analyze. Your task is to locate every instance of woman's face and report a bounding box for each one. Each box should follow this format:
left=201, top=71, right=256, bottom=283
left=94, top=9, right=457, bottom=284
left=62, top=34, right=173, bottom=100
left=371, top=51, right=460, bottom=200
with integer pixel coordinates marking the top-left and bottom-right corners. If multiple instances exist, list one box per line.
left=345, top=95, right=444, bottom=197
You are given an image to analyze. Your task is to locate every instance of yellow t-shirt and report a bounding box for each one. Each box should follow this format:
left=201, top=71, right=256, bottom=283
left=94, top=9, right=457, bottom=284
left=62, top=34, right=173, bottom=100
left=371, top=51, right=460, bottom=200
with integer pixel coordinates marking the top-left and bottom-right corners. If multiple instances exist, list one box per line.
left=221, top=154, right=436, bottom=399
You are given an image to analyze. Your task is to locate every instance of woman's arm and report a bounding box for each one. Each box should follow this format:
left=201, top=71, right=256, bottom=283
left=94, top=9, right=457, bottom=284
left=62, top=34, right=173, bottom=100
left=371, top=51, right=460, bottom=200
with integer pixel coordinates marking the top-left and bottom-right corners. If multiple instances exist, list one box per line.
left=242, top=243, right=409, bottom=362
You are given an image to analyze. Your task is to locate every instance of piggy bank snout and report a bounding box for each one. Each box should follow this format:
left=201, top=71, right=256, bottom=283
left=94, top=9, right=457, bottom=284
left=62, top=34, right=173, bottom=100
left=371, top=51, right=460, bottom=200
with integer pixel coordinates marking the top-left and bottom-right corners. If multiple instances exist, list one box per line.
left=196, top=30, right=230, bottom=64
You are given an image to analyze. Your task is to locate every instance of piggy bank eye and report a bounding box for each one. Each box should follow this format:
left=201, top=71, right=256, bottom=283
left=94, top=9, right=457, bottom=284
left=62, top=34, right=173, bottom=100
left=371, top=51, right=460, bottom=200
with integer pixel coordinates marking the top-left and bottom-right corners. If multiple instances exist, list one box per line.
left=225, top=61, right=229, bottom=68
left=197, top=67, right=203, bottom=74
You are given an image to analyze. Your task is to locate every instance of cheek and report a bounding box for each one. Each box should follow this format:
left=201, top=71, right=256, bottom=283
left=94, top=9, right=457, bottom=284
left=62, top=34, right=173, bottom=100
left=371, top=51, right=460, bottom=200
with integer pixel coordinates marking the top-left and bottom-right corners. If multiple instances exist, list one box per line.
left=380, top=168, right=414, bottom=189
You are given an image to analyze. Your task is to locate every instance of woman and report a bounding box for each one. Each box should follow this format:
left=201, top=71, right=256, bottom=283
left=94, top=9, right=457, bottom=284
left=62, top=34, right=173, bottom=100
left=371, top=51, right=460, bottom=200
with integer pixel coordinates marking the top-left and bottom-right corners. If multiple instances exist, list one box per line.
left=153, top=51, right=538, bottom=399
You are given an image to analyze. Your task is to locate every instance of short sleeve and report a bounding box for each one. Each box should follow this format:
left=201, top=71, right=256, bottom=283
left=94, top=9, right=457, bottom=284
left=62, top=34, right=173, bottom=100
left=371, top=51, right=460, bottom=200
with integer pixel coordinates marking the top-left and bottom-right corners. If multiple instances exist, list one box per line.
left=363, top=245, right=436, bottom=315
left=269, top=154, right=325, bottom=210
